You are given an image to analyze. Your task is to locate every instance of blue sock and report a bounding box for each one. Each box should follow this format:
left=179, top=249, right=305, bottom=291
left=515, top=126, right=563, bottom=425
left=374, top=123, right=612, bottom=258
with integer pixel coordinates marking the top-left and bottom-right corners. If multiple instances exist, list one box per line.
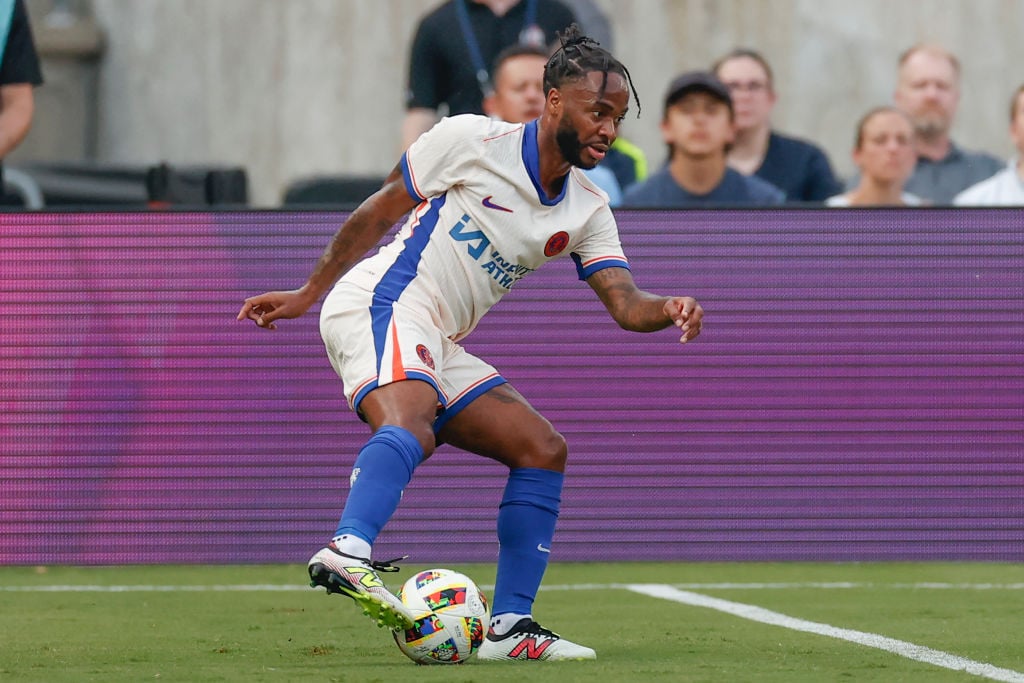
left=491, top=467, right=563, bottom=616
left=333, top=425, right=424, bottom=545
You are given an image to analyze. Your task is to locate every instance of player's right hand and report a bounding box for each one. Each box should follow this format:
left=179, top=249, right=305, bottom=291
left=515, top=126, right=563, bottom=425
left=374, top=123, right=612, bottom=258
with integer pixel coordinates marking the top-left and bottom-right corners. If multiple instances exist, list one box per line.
left=236, top=290, right=313, bottom=330
left=664, top=296, right=703, bottom=343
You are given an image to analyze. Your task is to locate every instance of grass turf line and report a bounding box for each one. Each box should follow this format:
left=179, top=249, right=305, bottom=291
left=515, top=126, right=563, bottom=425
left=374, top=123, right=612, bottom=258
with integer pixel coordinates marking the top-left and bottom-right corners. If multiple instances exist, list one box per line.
left=1, top=562, right=1022, bottom=682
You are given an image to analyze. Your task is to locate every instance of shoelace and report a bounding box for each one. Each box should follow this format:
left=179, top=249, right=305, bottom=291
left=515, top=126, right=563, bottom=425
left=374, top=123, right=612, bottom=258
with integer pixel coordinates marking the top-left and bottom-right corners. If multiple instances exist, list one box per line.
left=368, top=555, right=407, bottom=573
left=328, top=545, right=407, bottom=573
left=517, top=620, right=559, bottom=638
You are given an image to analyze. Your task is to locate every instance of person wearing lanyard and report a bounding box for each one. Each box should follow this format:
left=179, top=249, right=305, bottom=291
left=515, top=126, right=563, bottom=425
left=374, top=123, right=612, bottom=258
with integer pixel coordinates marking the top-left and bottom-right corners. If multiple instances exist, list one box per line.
left=401, top=0, right=576, bottom=148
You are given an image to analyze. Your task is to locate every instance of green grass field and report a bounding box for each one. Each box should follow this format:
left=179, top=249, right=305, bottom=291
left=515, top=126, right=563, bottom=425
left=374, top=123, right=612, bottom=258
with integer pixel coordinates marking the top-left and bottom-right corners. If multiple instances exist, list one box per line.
left=2, top=562, right=1023, bottom=682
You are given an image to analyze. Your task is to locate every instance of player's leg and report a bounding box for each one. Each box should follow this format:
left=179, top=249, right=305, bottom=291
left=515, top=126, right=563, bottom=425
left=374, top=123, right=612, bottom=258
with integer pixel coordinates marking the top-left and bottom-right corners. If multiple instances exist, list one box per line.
left=310, top=287, right=445, bottom=630
left=307, top=379, right=439, bottom=630
left=329, top=380, right=438, bottom=560
left=438, top=383, right=565, bottom=622
left=437, top=383, right=596, bottom=660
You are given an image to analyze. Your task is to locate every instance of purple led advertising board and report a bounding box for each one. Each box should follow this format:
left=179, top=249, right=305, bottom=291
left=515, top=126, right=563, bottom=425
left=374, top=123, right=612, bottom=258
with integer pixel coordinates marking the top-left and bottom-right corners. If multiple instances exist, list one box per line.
left=2, top=209, right=1022, bottom=565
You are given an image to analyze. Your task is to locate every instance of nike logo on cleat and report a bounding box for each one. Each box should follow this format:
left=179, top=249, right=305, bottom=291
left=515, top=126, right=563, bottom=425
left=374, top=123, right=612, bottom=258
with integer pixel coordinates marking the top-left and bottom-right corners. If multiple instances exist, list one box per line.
left=482, top=195, right=514, bottom=213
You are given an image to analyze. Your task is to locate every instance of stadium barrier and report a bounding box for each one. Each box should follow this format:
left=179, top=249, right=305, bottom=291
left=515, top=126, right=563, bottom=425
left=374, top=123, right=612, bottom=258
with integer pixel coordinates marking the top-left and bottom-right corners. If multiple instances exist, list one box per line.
left=3, top=208, right=1021, bottom=565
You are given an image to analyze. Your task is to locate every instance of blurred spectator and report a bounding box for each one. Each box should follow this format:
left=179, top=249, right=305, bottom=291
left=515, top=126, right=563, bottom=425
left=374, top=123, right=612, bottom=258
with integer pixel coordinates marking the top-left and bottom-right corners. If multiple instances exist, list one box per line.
left=402, top=0, right=575, bottom=148
left=954, top=84, right=1024, bottom=205
left=558, top=0, right=613, bottom=51
left=894, top=44, right=1001, bottom=204
left=621, top=71, right=784, bottom=208
left=602, top=134, right=647, bottom=196
left=0, top=0, right=42, bottom=195
left=825, top=106, right=922, bottom=206
left=482, top=44, right=548, bottom=123
left=712, top=48, right=841, bottom=203
left=482, top=42, right=622, bottom=204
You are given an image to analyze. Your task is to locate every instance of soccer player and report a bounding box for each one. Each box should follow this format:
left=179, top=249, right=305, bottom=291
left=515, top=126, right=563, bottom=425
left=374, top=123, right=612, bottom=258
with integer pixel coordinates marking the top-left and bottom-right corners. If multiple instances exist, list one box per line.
left=237, top=26, right=703, bottom=662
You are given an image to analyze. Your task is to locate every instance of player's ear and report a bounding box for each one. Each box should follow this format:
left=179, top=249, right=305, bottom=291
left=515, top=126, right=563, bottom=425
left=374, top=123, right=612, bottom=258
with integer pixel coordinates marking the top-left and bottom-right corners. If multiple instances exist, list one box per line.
left=547, top=87, right=562, bottom=116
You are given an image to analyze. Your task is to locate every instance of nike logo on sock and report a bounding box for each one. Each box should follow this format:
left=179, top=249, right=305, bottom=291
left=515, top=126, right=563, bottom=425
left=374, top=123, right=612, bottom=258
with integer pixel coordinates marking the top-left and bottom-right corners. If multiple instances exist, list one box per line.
left=537, top=544, right=550, bottom=553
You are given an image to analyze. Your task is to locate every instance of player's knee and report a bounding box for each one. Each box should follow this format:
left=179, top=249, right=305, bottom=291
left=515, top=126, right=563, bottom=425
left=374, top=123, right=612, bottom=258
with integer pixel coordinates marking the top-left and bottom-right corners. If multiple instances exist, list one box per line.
left=407, top=424, right=437, bottom=459
left=524, top=428, right=567, bottom=471
left=371, top=422, right=436, bottom=461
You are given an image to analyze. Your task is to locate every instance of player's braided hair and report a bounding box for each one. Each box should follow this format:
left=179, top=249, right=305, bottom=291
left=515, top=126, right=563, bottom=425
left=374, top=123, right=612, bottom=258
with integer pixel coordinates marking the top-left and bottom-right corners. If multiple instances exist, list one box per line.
left=543, top=24, right=641, bottom=118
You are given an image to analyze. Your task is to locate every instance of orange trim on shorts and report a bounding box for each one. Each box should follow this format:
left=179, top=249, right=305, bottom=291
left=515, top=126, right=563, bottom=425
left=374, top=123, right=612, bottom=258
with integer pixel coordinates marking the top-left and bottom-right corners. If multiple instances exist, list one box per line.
left=389, top=320, right=406, bottom=381
left=351, top=376, right=377, bottom=398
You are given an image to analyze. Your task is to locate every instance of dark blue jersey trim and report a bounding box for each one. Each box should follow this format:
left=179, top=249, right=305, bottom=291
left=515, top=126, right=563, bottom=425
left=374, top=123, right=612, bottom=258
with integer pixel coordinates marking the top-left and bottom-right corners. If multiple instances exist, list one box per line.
left=522, top=120, right=568, bottom=206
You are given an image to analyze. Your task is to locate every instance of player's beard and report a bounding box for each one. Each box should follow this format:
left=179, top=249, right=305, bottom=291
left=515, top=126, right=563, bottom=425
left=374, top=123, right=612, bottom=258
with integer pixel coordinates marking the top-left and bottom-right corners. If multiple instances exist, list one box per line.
left=555, top=117, right=595, bottom=169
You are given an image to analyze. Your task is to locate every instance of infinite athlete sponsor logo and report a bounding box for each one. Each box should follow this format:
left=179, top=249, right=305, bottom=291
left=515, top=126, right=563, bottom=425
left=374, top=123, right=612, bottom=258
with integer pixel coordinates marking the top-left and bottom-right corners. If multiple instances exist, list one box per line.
left=449, top=213, right=535, bottom=289
left=416, top=344, right=435, bottom=369
left=543, top=231, right=569, bottom=257
left=481, top=195, right=514, bottom=213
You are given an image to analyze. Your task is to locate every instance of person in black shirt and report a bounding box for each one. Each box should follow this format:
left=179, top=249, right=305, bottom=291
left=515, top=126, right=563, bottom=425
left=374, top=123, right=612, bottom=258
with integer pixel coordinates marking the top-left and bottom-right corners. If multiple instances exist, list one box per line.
left=401, top=0, right=575, bottom=148
left=0, top=0, right=43, bottom=190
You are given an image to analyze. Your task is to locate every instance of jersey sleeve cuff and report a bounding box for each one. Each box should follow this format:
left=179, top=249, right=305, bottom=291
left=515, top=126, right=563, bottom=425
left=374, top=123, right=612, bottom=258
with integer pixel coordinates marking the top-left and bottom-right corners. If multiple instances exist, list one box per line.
left=572, top=254, right=631, bottom=280
left=400, top=152, right=425, bottom=202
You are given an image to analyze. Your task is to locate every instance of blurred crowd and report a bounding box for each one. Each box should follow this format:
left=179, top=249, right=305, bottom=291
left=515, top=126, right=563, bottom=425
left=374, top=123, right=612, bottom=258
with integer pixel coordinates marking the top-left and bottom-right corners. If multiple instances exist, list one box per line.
left=400, top=0, right=1024, bottom=208
left=4, top=0, right=1022, bottom=208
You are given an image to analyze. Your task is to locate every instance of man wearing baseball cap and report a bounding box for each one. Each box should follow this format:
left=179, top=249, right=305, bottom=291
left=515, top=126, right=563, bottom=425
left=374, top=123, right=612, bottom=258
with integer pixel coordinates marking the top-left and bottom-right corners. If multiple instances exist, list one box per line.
left=621, top=71, right=785, bottom=207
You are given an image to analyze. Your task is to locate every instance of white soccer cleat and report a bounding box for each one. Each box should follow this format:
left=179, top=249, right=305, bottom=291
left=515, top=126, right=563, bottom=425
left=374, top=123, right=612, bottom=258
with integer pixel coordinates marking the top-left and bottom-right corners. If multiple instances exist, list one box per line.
left=307, top=544, right=417, bottom=631
left=476, top=618, right=597, bottom=661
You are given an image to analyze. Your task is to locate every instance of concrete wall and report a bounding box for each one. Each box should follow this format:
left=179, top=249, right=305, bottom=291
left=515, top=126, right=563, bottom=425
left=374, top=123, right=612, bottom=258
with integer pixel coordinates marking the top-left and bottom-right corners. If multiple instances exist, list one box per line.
left=18, top=0, right=1024, bottom=205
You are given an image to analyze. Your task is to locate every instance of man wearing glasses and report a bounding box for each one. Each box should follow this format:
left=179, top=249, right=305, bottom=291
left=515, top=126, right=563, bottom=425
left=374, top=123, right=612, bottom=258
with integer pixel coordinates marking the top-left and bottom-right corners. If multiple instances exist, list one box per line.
left=713, top=48, right=842, bottom=203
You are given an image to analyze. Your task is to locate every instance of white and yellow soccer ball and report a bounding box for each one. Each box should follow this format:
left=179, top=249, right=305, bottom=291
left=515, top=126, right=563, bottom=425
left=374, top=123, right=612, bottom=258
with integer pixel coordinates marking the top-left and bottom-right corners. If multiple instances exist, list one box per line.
left=392, top=568, right=489, bottom=665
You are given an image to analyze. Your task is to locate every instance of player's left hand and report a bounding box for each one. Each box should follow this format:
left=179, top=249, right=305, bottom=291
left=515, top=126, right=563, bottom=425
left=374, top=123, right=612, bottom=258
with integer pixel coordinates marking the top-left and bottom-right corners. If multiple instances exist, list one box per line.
left=664, top=297, right=703, bottom=343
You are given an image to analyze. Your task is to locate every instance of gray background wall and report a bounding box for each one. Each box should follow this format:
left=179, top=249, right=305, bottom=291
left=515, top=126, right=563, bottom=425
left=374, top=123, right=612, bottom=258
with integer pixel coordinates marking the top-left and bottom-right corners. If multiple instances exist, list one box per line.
left=15, top=0, right=1024, bottom=206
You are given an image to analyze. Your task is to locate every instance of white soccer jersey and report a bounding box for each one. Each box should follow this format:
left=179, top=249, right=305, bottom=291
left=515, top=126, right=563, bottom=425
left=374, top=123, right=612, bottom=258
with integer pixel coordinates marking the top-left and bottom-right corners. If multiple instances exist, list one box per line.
left=338, top=114, right=630, bottom=343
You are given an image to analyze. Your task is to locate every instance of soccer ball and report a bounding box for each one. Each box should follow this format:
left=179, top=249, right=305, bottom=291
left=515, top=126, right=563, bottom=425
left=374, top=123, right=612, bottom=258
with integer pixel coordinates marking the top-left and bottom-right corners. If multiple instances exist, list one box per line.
left=392, top=568, right=489, bottom=665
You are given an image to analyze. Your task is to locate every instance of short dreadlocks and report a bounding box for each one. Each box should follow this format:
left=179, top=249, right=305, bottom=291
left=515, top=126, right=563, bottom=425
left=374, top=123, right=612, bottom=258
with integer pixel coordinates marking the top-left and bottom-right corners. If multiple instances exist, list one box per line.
left=543, top=24, right=641, bottom=118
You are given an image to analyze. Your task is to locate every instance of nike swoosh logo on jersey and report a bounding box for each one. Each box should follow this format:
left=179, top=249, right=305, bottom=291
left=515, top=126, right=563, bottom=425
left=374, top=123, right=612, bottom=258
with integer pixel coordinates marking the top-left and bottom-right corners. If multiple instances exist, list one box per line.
left=537, top=544, right=551, bottom=553
left=482, top=195, right=514, bottom=213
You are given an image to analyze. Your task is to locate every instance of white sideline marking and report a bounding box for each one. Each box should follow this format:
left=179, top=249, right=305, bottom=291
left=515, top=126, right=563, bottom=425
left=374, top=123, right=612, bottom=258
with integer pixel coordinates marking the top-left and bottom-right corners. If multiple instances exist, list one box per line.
left=627, top=584, right=1024, bottom=683
left=5, top=580, right=1023, bottom=680
left=539, top=582, right=1024, bottom=591
left=4, top=581, right=1024, bottom=592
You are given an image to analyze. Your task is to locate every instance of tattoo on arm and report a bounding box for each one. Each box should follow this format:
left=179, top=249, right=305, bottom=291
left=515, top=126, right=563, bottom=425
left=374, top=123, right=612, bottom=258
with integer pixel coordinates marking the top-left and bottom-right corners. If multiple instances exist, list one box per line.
left=589, top=267, right=671, bottom=332
left=591, top=267, right=636, bottom=298
left=305, top=177, right=416, bottom=293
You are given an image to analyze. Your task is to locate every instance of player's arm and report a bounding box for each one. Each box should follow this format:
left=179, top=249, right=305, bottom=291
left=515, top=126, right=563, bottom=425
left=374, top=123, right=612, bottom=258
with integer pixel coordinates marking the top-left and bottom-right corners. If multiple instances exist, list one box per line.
left=586, top=266, right=703, bottom=343
left=237, top=165, right=419, bottom=329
